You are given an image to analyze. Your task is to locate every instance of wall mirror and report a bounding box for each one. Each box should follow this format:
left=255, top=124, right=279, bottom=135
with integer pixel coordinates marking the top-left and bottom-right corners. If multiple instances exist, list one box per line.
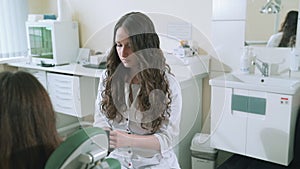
left=245, top=0, right=299, bottom=47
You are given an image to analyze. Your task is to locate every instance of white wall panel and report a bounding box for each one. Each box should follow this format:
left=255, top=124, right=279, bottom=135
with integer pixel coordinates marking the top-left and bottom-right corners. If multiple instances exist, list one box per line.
left=212, top=0, right=246, bottom=20
left=211, top=20, right=245, bottom=72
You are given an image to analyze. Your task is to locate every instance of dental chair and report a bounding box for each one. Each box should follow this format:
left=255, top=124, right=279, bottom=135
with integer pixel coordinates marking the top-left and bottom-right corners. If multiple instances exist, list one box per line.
left=45, top=127, right=121, bottom=169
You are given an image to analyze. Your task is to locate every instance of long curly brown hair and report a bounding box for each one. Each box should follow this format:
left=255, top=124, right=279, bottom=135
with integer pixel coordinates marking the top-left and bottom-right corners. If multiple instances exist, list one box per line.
left=101, top=12, right=173, bottom=133
left=278, top=10, right=298, bottom=47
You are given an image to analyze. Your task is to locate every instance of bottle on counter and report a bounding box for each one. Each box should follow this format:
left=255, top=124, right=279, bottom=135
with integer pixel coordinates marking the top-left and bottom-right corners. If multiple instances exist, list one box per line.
left=240, top=47, right=250, bottom=74
left=290, top=48, right=300, bottom=71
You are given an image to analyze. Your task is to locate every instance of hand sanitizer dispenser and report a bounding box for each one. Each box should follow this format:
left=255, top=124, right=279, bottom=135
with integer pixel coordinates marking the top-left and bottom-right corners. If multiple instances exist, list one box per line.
left=240, top=47, right=250, bottom=74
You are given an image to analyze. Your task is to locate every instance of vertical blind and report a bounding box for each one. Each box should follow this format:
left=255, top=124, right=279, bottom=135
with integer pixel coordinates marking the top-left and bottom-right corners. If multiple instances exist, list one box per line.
left=0, top=0, right=28, bottom=58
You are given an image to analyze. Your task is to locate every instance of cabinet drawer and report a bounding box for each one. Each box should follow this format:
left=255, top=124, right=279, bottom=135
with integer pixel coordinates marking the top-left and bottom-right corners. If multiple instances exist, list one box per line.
left=50, top=96, right=79, bottom=117
left=47, top=73, right=81, bottom=117
left=12, top=65, right=99, bottom=119
left=47, top=73, right=77, bottom=89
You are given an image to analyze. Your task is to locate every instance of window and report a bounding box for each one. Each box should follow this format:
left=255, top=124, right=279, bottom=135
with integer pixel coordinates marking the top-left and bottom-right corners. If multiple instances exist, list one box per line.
left=0, top=0, right=28, bottom=63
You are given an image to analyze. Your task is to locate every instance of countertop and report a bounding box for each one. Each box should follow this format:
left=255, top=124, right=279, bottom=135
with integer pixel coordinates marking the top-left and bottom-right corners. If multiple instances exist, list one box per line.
left=8, top=54, right=210, bottom=82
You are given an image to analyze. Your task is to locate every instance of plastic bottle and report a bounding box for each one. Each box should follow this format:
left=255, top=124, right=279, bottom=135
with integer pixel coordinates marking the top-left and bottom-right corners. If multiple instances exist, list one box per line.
left=290, top=48, right=300, bottom=71
left=240, top=47, right=250, bottom=74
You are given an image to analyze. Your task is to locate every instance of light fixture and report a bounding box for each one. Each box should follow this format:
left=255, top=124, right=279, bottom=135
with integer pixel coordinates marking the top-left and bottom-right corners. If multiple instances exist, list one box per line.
left=260, top=0, right=281, bottom=14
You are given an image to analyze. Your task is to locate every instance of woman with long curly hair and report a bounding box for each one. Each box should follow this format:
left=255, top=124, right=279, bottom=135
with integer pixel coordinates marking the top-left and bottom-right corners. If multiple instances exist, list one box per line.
left=0, top=71, right=61, bottom=169
left=267, top=10, right=298, bottom=47
left=93, top=12, right=182, bottom=168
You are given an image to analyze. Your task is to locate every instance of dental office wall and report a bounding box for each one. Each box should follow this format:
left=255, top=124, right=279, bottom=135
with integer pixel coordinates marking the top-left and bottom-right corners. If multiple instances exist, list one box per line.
left=28, top=0, right=300, bottom=77
left=36, top=0, right=212, bottom=49
left=28, top=0, right=216, bottom=131
left=27, top=0, right=300, bottom=134
left=21, top=0, right=300, bottom=167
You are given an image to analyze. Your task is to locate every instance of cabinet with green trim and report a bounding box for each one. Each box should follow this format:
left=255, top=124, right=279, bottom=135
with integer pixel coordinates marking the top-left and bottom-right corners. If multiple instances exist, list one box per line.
left=210, top=86, right=300, bottom=166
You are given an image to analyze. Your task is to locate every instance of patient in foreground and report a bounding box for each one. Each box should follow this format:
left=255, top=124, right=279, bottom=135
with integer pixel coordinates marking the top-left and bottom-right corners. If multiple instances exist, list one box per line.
left=0, top=71, right=61, bottom=169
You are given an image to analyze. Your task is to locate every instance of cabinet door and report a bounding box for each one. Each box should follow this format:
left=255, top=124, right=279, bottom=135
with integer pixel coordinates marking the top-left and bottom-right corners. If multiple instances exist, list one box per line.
left=246, top=92, right=293, bottom=166
left=211, top=87, right=247, bottom=155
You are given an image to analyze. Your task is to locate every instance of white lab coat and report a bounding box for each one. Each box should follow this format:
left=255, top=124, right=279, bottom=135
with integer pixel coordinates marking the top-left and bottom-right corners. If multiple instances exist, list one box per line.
left=94, top=70, right=182, bottom=169
left=266, top=32, right=283, bottom=47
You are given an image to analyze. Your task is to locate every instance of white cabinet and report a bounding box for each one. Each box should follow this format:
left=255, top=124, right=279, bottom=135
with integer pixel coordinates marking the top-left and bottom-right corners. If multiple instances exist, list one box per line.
left=11, top=63, right=101, bottom=135
left=175, top=74, right=204, bottom=169
left=19, top=66, right=99, bottom=118
left=210, top=86, right=299, bottom=166
left=210, top=87, right=247, bottom=155
left=164, top=54, right=209, bottom=169
left=47, top=72, right=97, bottom=118
left=246, top=91, right=294, bottom=165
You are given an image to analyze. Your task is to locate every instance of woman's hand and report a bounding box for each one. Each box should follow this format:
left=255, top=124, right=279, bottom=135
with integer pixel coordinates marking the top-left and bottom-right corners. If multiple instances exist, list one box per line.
left=109, top=130, right=160, bottom=151
left=109, top=130, right=132, bottom=149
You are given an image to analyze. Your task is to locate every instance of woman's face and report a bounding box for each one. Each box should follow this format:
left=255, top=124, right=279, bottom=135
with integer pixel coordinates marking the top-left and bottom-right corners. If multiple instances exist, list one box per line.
left=115, top=27, right=137, bottom=68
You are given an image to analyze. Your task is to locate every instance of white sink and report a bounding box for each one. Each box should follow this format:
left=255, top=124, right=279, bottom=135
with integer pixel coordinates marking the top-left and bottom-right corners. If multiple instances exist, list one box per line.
left=209, top=73, right=300, bottom=95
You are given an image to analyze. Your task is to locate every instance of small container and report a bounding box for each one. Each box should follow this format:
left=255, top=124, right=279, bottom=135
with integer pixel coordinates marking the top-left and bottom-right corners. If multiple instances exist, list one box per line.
left=240, top=47, right=250, bottom=74
left=290, top=48, right=300, bottom=71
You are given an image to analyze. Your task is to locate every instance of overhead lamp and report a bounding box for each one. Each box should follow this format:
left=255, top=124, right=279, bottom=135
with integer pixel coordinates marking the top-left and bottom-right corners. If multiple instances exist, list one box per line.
left=260, top=0, right=281, bottom=14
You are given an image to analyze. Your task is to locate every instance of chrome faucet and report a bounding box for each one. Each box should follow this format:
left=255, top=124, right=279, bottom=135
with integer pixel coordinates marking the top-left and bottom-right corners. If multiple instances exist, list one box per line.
left=252, top=58, right=269, bottom=77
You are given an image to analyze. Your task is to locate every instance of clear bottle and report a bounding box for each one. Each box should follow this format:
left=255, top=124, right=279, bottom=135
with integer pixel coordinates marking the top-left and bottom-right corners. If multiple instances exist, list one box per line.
left=240, top=47, right=250, bottom=74
left=290, top=48, right=300, bottom=71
